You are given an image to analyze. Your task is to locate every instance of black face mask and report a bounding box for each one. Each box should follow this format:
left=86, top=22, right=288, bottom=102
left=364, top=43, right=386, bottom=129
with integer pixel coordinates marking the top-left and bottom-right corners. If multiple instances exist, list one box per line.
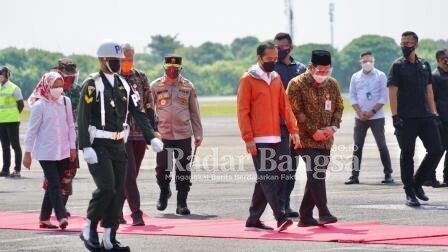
left=106, top=59, right=121, bottom=73
left=401, top=46, right=415, bottom=59
left=262, top=61, right=276, bottom=72
left=278, top=48, right=291, bottom=61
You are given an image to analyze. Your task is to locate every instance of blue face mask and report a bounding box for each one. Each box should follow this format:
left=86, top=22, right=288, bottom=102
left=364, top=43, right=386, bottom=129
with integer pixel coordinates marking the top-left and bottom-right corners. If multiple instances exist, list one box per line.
left=278, top=48, right=291, bottom=61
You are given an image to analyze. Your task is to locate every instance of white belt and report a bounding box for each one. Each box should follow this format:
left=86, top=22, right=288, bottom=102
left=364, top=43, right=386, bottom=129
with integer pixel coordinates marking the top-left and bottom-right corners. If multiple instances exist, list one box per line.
left=93, top=129, right=125, bottom=140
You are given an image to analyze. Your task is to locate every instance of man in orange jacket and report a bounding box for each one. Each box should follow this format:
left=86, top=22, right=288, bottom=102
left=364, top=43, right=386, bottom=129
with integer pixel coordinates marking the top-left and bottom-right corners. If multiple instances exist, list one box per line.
left=237, top=41, right=301, bottom=232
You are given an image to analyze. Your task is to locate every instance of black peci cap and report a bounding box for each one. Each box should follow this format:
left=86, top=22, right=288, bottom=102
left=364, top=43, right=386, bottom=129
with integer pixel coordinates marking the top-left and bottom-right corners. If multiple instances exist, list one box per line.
left=311, top=50, right=332, bottom=66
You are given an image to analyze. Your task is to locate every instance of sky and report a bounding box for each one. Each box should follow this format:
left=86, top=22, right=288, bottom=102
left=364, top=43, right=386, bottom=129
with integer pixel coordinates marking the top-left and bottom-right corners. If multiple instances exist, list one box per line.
left=1, top=0, right=446, bottom=56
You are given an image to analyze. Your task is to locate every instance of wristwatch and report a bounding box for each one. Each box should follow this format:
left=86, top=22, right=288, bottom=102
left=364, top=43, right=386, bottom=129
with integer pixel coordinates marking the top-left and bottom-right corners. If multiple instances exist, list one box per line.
left=371, top=108, right=377, bottom=114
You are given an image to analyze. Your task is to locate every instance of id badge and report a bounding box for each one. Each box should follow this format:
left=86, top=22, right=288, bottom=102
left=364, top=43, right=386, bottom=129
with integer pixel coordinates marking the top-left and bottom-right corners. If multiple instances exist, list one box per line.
left=325, top=100, right=332, bottom=111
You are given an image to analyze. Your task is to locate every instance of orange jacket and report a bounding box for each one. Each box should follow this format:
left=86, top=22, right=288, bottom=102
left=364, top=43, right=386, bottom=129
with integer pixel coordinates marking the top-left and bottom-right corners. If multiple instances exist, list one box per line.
left=237, top=70, right=299, bottom=143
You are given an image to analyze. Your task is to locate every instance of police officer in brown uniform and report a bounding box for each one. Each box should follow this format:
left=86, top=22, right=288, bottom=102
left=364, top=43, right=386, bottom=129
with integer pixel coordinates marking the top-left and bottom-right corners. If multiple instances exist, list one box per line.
left=151, top=55, right=203, bottom=215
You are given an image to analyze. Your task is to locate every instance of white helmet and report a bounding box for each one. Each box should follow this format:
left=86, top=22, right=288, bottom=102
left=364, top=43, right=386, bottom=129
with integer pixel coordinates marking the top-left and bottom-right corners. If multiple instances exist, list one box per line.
left=97, top=41, right=124, bottom=59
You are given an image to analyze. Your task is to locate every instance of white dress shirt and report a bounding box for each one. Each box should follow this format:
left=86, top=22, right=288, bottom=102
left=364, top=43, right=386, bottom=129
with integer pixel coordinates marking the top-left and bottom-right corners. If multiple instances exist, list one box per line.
left=349, top=68, right=388, bottom=120
left=25, top=96, right=76, bottom=161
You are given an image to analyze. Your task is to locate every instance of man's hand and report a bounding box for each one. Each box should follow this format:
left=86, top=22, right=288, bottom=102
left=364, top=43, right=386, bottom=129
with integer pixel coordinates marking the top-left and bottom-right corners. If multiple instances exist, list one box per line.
left=364, top=111, right=375, bottom=119
left=69, top=149, right=77, bottom=162
left=23, top=152, right=32, bottom=170
left=357, top=111, right=368, bottom=121
left=194, top=136, right=203, bottom=147
left=322, top=127, right=335, bottom=140
left=312, top=130, right=328, bottom=142
left=154, top=132, right=162, bottom=139
left=150, top=138, right=164, bottom=153
left=83, top=147, right=98, bottom=164
left=290, top=134, right=302, bottom=149
left=246, top=141, right=257, bottom=156
left=392, top=115, right=404, bottom=129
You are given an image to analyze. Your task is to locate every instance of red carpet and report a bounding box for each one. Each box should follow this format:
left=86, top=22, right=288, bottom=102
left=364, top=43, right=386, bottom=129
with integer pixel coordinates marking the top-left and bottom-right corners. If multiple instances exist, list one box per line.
left=0, top=212, right=447, bottom=246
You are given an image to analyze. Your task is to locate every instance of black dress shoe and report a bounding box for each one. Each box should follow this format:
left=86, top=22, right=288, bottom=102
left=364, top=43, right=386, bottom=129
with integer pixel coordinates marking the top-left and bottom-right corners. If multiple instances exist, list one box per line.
left=80, top=233, right=102, bottom=252
left=415, top=186, right=429, bottom=201
left=59, top=218, right=68, bottom=230
left=102, top=228, right=130, bottom=252
left=277, top=218, right=293, bottom=232
left=345, top=177, right=359, bottom=185
left=285, top=208, right=299, bottom=218
left=80, top=219, right=102, bottom=252
left=102, top=241, right=130, bottom=252
left=244, top=221, right=274, bottom=231
left=406, top=194, right=421, bottom=207
left=423, top=179, right=440, bottom=187
left=298, top=218, right=319, bottom=227
left=132, top=216, right=145, bottom=226
left=381, top=175, right=394, bottom=184
left=0, top=171, right=9, bottom=177
left=39, top=221, right=58, bottom=229
left=318, top=214, right=338, bottom=225
left=156, top=188, right=171, bottom=211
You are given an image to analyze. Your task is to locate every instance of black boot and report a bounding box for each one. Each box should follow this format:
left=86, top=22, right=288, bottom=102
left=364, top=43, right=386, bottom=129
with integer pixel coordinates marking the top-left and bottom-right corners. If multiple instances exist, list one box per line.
left=156, top=186, right=171, bottom=211
left=102, top=228, right=130, bottom=252
left=80, top=219, right=102, bottom=252
left=176, top=191, right=191, bottom=215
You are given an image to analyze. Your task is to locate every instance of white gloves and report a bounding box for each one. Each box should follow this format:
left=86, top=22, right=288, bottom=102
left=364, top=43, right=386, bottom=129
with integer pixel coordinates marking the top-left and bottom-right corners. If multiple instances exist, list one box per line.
left=150, top=138, right=164, bottom=153
left=83, top=147, right=98, bottom=164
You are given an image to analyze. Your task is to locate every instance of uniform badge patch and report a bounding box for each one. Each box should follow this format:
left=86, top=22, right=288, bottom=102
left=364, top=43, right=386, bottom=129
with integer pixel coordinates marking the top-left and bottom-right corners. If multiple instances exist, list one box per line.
left=87, top=86, right=95, bottom=97
left=84, top=95, right=93, bottom=104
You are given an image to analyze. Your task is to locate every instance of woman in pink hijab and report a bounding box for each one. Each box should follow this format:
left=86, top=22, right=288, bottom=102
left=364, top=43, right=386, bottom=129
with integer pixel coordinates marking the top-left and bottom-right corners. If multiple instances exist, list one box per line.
left=23, top=72, right=76, bottom=229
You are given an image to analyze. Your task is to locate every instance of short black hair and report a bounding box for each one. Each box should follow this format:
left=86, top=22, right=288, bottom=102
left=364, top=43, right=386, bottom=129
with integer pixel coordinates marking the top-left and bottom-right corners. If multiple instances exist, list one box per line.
left=401, top=31, right=419, bottom=43
left=274, top=32, right=292, bottom=45
left=436, top=49, right=448, bottom=61
left=360, top=51, right=373, bottom=58
left=257, top=41, right=276, bottom=56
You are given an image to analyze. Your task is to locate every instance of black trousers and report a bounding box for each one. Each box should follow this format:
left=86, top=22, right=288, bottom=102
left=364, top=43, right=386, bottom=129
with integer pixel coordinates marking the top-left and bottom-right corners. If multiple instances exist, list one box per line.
left=119, top=140, right=146, bottom=219
left=0, top=122, right=22, bottom=172
left=86, top=139, right=127, bottom=229
left=279, top=125, right=299, bottom=211
left=246, top=143, right=286, bottom=224
left=298, top=148, right=331, bottom=219
left=351, top=118, right=392, bottom=178
left=39, top=158, right=69, bottom=221
left=155, top=138, right=192, bottom=192
left=395, top=117, right=444, bottom=193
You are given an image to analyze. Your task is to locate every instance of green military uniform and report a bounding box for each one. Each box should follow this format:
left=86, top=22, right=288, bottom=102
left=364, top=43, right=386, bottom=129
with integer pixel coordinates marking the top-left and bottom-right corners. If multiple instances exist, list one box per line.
left=78, top=71, right=155, bottom=230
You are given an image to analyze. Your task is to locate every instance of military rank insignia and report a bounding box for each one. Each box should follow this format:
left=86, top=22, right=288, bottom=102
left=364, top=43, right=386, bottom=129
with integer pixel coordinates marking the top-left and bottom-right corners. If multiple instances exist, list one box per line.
left=84, top=95, right=93, bottom=104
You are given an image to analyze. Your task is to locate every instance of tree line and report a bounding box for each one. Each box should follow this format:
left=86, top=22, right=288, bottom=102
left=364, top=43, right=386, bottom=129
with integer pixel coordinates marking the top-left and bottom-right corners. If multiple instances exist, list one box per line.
left=1, top=35, right=447, bottom=98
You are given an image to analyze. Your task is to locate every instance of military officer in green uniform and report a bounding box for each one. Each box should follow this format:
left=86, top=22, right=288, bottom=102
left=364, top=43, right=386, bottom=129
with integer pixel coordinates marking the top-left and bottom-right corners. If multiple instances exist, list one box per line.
left=78, top=41, right=163, bottom=252
left=151, top=55, right=203, bottom=216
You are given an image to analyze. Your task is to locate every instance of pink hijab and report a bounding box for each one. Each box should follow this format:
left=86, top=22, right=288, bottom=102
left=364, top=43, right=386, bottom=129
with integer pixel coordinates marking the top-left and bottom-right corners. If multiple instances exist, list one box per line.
left=28, top=72, right=64, bottom=107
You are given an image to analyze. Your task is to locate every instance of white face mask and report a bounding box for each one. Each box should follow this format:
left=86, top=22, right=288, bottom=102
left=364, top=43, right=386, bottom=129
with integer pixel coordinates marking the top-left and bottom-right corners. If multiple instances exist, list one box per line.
left=313, top=74, right=329, bottom=84
left=50, top=87, right=63, bottom=99
left=362, top=62, right=374, bottom=72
